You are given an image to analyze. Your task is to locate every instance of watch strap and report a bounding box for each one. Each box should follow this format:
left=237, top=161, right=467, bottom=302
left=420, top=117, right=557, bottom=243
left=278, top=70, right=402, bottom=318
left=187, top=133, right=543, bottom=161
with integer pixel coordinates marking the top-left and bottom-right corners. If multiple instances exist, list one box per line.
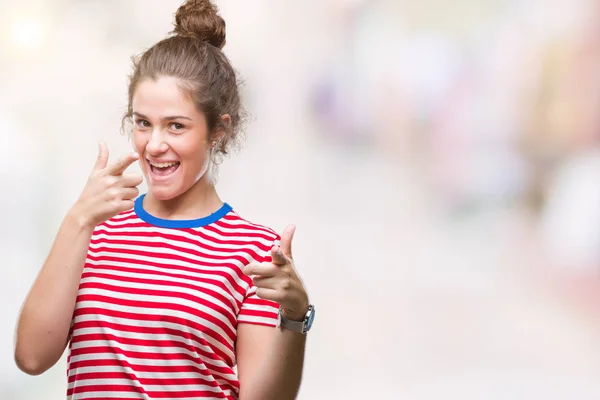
left=277, top=305, right=313, bottom=334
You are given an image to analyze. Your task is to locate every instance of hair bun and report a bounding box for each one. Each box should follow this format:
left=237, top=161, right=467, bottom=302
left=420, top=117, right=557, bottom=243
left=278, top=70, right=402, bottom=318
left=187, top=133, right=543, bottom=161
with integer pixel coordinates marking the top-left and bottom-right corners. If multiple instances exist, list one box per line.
left=173, top=0, right=226, bottom=49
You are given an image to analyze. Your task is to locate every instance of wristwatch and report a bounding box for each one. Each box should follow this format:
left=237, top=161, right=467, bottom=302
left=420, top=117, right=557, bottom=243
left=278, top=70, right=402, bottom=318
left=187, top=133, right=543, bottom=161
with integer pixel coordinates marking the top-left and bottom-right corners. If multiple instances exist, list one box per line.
left=277, top=305, right=315, bottom=334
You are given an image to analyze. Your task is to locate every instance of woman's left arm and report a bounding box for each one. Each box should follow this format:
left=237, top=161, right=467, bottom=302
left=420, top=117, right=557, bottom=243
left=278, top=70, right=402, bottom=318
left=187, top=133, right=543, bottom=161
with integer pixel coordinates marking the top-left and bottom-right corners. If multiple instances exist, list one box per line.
left=237, top=323, right=306, bottom=400
left=237, top=225, right=311, bottom=400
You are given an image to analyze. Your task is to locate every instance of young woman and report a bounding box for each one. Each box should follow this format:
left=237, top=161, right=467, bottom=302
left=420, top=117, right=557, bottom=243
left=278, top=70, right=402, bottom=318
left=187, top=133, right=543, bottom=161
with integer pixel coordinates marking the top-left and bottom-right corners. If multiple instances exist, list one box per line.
left=14, top=1, right=315, bottom=399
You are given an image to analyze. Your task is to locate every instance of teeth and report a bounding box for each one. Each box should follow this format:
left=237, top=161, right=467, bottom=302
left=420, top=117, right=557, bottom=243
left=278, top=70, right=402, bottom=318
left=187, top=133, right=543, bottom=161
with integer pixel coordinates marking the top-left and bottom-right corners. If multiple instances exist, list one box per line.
left=150, top=161, right=178, bottom=168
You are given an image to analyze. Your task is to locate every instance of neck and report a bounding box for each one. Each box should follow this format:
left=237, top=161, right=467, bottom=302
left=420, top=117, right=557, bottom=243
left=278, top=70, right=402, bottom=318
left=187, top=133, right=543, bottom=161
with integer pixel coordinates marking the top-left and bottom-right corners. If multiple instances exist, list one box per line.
left=144, top=173, right=223, bottom=220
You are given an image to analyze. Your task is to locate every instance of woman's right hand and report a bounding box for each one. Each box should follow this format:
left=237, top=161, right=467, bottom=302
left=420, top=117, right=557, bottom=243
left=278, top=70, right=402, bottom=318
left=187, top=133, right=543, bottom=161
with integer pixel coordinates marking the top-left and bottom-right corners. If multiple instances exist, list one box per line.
left=71, top=142, right=143, bottom=229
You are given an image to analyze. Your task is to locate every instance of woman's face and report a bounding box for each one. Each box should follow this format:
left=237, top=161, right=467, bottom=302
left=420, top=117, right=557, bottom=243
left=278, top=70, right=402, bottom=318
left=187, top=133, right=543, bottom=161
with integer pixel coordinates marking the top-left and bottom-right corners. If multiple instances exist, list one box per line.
left=131, top=76, right=213, bottom=201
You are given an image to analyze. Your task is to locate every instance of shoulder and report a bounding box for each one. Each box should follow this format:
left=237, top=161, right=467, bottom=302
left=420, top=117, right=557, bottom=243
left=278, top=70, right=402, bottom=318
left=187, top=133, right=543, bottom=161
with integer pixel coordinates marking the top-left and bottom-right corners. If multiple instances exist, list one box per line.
left=211, top=207, right=280, bottom=263
left=94, top=208, right=139, bottom=233
left=218, top=207, right=280, bottom=243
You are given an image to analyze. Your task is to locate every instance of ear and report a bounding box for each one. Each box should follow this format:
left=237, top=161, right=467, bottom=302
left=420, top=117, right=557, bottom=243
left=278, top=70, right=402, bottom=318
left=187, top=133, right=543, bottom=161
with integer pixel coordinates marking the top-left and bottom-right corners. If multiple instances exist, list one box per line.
left=211, top=114, right=231, bottom=145
left=220, top=114, right=231, bottom=128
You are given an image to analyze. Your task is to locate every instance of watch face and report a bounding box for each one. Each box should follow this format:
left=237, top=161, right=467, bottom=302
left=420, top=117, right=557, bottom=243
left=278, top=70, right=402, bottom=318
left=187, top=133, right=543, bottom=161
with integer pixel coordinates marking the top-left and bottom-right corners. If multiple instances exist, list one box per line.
left=306, top=306, right=315, bottom=331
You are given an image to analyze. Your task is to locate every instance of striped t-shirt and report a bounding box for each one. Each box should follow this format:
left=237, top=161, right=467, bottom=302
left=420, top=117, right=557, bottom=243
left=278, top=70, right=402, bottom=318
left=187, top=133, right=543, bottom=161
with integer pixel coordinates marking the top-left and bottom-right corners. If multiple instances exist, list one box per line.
left=66, top=195, right=280, bottom=400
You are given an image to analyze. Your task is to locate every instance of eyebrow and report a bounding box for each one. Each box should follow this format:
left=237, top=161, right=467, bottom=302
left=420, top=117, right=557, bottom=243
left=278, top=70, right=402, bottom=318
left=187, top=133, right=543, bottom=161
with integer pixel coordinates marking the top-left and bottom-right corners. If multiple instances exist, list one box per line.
left=133, top=112, right=192, bottom=121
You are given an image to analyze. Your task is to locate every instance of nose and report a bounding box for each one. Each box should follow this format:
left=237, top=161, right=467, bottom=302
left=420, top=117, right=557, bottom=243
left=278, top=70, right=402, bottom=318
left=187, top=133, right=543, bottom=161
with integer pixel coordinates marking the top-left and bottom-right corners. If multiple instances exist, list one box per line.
left=146, top=128, right=169, bottom=155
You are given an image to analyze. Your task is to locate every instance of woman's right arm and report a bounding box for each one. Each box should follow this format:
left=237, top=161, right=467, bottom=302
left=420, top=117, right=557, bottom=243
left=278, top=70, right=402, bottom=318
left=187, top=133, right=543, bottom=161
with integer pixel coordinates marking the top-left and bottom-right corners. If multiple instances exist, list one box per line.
left=14, top=210, right=96, bottom=375
left=14, top=143, right=142, bottom=375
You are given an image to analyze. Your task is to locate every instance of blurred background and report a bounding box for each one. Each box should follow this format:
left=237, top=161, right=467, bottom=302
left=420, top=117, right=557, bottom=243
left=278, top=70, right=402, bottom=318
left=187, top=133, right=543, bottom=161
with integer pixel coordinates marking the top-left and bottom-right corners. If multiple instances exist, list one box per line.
left=1, top=0, right=600, bottom=399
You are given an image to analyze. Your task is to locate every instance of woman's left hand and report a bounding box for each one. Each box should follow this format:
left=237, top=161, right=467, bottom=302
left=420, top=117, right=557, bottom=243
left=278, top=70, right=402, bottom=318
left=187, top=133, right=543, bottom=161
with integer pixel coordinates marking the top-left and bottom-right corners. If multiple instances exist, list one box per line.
left=243, top=225, right=309, bottom=321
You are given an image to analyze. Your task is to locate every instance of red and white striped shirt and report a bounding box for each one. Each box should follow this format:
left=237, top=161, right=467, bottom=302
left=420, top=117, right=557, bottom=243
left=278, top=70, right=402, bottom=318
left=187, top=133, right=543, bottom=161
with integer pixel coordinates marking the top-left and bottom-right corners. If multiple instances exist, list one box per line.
left=67, top=195, right=280, bottom=400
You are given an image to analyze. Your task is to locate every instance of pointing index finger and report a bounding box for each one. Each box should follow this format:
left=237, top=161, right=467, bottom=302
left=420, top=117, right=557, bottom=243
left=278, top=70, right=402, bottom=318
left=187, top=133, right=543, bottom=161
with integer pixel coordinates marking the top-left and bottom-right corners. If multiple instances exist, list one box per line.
left=107, top=152, right=140, bottom=176
left=243, top=262, right=277, bottom=277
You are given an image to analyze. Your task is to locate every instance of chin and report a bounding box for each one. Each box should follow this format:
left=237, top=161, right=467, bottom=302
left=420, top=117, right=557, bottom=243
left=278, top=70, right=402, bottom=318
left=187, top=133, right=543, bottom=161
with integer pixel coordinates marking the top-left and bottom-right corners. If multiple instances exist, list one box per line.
left=148, top=185, right=183, bottom=201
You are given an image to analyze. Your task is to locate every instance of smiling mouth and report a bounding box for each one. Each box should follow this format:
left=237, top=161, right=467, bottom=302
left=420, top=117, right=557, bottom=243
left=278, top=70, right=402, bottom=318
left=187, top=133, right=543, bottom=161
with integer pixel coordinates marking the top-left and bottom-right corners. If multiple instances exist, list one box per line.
left=148, top=160, right=180, bottom=177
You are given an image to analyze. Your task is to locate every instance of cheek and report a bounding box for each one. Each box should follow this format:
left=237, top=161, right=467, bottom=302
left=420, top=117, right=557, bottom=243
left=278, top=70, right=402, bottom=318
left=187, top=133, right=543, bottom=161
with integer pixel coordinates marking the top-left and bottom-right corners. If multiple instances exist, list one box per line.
left=131, top=132, right=146, bottom=153
left=131, top=134, right=149, bottom=172
left=179, top=136, right=210, bottom=162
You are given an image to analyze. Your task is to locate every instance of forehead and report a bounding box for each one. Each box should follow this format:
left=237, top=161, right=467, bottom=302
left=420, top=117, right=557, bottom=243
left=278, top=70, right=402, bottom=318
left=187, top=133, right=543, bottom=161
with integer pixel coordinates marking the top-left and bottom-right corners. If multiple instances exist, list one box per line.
left=132, top=77, right=198, bottom=116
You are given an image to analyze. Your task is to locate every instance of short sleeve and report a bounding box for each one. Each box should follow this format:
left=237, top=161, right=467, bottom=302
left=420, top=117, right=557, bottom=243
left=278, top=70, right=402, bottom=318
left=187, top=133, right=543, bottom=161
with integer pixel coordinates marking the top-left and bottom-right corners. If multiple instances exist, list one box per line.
left=238, top=286, right=280, bottom=327
left=237, top=235, right=281, bottom=327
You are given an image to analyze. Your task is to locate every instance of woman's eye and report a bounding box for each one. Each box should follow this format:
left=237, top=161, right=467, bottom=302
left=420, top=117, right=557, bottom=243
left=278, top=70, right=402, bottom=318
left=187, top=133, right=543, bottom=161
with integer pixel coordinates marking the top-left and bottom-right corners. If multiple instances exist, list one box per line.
left=170, top=123, right=185, bottom=131
left=135, top=119, right=150, bottom=128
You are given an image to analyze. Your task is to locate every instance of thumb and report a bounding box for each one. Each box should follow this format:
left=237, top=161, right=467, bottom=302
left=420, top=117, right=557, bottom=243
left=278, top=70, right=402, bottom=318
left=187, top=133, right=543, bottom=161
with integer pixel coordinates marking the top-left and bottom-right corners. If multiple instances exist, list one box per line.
left=279, top=224, right=296, bottom=259
left=271, top=245, right=287, bottom=266
left=94, top=142, right=109, bottom=170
